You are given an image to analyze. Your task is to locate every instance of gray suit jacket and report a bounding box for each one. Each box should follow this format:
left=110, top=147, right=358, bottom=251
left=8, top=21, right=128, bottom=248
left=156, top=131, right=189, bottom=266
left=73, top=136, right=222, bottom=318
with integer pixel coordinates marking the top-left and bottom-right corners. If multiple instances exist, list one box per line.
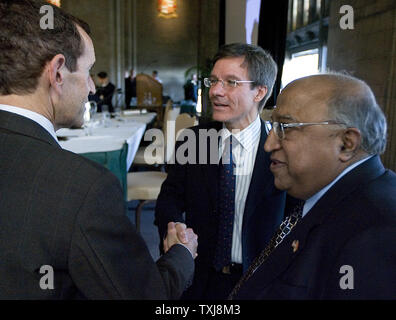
left=0, top=110, right=193, bottom=299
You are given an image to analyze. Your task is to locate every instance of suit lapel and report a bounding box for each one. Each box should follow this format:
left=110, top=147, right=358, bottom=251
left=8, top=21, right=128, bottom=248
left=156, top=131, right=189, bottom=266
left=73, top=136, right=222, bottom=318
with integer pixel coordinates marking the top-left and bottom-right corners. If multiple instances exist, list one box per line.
left=242, top=122, right=274, bottom=229
left=201, top=121, right=222, bottom=206
left=0, top=110, right=60, bottom=148
left=239, top=156, right=386, bottom=293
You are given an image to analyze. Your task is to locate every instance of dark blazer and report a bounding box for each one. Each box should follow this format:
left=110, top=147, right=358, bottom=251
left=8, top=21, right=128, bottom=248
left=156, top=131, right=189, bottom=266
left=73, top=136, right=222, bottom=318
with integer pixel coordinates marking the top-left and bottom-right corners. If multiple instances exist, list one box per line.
left=155, top=120, right=286, bottom=298
left=0, top=110, right=194, bottom=299
left=235, top=156, right=396, bottom=300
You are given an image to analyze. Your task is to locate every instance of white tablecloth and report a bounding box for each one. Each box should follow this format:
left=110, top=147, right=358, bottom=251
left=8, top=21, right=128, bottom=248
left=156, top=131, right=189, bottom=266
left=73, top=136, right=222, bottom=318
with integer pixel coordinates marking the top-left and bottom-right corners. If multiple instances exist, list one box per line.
left=57, top=115, right=149, bottom=170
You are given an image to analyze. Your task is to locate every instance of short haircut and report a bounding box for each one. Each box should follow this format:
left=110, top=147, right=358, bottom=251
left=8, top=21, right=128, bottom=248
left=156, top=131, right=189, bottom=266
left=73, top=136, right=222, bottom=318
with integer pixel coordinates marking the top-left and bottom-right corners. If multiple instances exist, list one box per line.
left=0, top=0, right=91, bottom=95
left=323, top=73, right=388, bottom=155
left=212, top=43, right=278, bottom=111
left=97, top=72, right=108, bottom=79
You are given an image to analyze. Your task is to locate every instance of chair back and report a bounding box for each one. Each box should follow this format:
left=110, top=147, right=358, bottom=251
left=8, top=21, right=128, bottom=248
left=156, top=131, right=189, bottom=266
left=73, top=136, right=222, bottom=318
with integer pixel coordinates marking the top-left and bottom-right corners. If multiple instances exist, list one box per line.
left=175, top=113, right=197, bottom=140
left=164, top=113, right=197, bottom=163
left=136, top=73, right=163, bottom=107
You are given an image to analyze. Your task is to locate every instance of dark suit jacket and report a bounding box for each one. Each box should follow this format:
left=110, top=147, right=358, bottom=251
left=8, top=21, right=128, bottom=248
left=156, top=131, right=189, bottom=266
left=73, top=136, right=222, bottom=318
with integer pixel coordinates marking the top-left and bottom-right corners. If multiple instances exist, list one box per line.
left=235, top=156, right=396, bottom=299
left=0, top=110, right=194, bottom=299
left=95, top=82, right=115, bottom=113
left=155, top=120, right=286, bottom=298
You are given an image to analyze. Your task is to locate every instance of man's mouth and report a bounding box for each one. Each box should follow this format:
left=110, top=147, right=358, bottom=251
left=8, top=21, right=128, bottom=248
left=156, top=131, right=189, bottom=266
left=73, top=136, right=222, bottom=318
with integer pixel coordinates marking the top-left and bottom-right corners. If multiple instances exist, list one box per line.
left=270, top=158, right=286, bottom=170
left=212, top=102, right=229, bottom=109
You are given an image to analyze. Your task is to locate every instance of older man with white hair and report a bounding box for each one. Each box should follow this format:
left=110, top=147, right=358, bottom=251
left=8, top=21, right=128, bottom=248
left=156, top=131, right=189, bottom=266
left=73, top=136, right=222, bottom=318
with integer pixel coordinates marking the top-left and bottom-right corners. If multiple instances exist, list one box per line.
left=230, top=73, right=396, bottom=300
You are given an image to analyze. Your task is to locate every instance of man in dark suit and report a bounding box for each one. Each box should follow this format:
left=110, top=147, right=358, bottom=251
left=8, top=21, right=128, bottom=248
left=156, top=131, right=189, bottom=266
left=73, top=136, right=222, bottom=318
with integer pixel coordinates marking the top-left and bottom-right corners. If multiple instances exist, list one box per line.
left=0, top=0, right=197, bottom=299
left=125, top=68, right=137, bottom=108
left=230, top=73, right=396, bottom=299
left=95, top=71, right=116, bottom=113
left=155, top=43, right=286, bottom=299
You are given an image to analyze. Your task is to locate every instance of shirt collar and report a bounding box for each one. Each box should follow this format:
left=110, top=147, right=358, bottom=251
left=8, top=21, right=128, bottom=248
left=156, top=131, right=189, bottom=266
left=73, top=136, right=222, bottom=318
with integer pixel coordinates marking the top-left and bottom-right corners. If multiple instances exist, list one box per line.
left=0, top=104, right=59, bottom=144
left=220, top=115, right=261, bottom=151
left=302, top=155, right=374, bottom=217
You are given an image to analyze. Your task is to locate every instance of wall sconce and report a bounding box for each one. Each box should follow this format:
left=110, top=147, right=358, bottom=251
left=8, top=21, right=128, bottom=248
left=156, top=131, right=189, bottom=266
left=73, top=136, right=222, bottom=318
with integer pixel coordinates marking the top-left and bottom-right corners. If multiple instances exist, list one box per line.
left=47, top=0, right=61, bottom=6
left=158, top=0, right=178, bottom=19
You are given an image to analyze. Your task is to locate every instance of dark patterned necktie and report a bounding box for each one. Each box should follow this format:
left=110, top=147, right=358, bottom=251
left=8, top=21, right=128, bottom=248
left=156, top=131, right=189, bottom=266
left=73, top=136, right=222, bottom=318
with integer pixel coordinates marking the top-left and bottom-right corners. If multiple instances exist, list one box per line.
left=213, top=136, right=236, bottom=271
left=228, top=200, right=305, bottom=299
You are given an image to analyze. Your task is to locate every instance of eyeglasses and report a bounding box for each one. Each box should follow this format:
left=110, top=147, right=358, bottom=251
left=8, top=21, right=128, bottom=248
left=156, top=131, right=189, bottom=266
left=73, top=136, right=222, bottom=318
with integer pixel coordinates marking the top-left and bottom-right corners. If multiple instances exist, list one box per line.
left=264, top=120, right=346, bottom=139
left=203, top=77, right=254, bottom=89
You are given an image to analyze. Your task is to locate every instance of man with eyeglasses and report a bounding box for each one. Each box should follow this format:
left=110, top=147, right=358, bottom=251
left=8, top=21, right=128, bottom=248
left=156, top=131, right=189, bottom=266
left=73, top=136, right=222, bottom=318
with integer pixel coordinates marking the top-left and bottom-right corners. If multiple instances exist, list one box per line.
left=231, top=73, right=396, bottom=299
left=155, top=43, right=286, bottom=299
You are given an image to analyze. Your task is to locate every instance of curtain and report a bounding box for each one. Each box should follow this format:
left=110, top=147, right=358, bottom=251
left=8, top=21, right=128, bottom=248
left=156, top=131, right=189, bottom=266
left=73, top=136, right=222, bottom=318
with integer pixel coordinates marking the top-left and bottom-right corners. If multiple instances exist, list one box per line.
left=257, top=0, right=289, bottom=108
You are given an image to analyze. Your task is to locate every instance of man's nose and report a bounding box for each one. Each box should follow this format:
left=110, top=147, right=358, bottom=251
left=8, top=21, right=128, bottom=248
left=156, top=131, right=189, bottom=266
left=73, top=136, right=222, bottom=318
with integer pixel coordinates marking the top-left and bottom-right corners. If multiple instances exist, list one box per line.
left=210, top=80, right=225, bottom=96
left=264, top=129, right=281, bottom=153
left=89, top=76, right=96, bottom=95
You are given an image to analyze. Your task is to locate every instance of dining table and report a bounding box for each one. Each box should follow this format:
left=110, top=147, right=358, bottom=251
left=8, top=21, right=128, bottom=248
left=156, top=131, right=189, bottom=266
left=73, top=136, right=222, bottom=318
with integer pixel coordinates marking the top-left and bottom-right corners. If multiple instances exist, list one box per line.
left=56, top=111, right=157, bottom=199
left=56, top=111, right=156, bottom=169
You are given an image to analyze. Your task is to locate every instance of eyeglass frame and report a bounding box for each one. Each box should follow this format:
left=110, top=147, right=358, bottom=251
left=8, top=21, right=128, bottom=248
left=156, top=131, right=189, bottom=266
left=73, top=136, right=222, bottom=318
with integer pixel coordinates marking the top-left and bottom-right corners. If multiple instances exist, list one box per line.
left=264, top=120, right=347, bottom=139
left=203, top=77, right=255, bottom=89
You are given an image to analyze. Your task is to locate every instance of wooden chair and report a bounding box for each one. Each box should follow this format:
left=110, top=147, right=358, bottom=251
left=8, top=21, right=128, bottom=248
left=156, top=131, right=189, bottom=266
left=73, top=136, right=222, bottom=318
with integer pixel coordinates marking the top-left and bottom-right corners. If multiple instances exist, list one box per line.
left=127, top=113, right=198, bottom=232
left=132, top=99, right=179, bottom=166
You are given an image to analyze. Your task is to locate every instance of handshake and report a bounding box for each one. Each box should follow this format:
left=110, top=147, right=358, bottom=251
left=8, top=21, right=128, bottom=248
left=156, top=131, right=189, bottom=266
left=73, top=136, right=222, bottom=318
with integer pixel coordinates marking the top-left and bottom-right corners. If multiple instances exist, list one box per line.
left=163, top=222, right=198, bottom=259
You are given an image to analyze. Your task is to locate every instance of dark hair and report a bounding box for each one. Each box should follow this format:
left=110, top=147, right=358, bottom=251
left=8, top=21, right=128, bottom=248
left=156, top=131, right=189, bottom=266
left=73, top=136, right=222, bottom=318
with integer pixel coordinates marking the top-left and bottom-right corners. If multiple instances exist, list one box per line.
left=212, top=43, right=278, bottom=110
left=97, top=72, right=108, bottom=78
left=0, top=0, right=91, bottom=95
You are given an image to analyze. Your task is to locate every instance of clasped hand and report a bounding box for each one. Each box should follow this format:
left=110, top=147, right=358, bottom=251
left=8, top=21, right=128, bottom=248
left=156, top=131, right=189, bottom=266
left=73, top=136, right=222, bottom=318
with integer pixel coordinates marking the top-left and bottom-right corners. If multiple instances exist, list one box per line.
left=163, top=222, right=198, bottom=259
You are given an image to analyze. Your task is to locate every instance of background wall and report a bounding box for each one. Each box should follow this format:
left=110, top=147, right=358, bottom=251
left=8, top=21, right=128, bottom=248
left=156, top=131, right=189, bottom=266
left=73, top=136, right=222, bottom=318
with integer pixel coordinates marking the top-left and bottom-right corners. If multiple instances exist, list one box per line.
left=62, top=0, right=221, bottom=103
left=225, top=0, right=261, bottom=45
left=327, top=0, right=396, bottom=170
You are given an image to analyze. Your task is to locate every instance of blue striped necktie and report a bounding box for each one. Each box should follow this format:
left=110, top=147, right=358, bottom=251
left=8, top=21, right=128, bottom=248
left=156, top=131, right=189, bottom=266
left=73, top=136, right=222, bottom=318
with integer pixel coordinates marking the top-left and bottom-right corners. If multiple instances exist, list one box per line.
left=213, top=135, right=236, bottom=271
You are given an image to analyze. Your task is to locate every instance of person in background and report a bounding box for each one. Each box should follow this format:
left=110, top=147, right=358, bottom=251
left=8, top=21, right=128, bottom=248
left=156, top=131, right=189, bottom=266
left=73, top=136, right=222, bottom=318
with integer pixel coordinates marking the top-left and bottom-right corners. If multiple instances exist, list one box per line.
left=0, top=0, right=197, bottom=299
left=230, top=73, right=396, bottom=300
left=152, top=70, right=162, bottom=84
left=124, top=68, right=136, bottom=108
left=183, top=73, right=198, bottom=103
left=155, top=43, right=286, bottom=299
left=95, top=71, right=115, bottom=113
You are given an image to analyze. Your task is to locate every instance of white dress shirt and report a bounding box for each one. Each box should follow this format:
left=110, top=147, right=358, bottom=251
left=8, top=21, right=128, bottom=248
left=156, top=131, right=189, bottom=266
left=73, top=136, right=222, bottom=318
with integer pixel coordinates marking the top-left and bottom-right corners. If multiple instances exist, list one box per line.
left=218, top=115, right=261, bottom=263
left=302, top=155, right=374, bottom=217
left=0, top=104, right=59, bottom=144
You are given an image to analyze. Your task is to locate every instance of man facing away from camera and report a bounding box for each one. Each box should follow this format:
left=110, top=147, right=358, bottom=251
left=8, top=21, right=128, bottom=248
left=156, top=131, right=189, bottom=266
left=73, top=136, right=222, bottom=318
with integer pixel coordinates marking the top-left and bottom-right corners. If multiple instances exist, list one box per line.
left=0, top=0, right=197, bottom=299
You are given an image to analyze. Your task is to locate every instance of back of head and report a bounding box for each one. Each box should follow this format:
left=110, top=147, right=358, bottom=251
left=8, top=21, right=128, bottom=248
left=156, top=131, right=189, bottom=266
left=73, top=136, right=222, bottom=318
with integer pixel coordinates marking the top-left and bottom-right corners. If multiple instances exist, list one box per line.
left=212, top=43, right=278, bottom=111
left=0, top=0, right=90, bottom=95
left=97, top=71, right=108, bottom=79
left=300, top=73, right=388, bottom=155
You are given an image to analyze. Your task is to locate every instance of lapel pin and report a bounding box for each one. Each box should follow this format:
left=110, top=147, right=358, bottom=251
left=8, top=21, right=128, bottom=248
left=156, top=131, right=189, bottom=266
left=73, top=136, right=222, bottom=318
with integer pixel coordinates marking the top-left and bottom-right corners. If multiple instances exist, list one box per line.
left=292, top=240, right=299, bottom=253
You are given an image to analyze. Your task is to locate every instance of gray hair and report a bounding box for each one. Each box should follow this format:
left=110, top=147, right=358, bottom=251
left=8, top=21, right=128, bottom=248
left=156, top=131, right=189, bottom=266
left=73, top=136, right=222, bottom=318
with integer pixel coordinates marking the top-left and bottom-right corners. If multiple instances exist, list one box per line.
left=212, top=43, right=278, bottom=111
left=325, top=73, right=387, bottom=155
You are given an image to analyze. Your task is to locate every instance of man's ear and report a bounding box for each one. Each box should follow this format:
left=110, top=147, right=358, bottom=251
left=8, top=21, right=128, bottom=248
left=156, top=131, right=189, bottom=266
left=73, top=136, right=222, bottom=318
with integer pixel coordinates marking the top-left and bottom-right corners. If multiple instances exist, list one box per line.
left=48, top=54, right=66, bottom=94
left=339, top=127, right=362, bottom=162
left=254, top=85, right=267, bottom=102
